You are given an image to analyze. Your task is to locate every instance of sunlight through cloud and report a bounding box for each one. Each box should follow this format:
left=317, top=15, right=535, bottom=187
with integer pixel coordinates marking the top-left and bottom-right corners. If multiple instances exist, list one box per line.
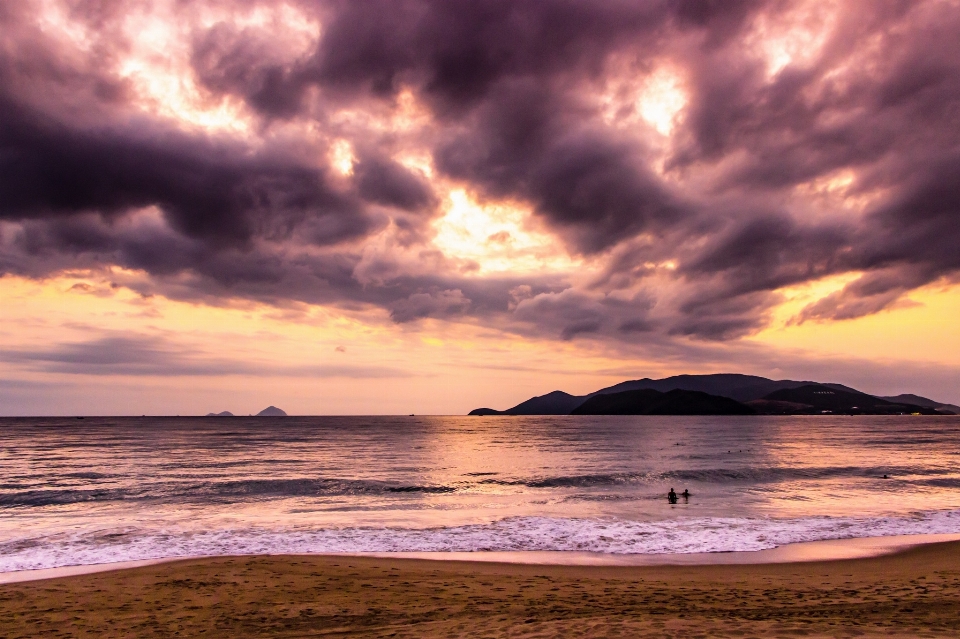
left=431, top=190, right=581, bottom=275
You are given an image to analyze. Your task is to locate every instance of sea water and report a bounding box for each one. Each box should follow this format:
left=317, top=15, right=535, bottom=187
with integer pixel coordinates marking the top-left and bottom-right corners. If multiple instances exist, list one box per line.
left=2, top=415, right=960, bottom=572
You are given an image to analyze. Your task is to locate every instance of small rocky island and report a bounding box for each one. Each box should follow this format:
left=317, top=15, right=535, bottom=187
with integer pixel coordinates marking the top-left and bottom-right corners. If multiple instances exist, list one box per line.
left=204, top=407, right=288, bottom=416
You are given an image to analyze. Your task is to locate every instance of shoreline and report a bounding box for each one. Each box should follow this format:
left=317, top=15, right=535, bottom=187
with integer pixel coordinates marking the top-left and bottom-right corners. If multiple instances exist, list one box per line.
left=3, top=538, right=960, bottom=637
left=363, top=531, right=960, bottom=565
left=4, top=531, right=960, bottom=585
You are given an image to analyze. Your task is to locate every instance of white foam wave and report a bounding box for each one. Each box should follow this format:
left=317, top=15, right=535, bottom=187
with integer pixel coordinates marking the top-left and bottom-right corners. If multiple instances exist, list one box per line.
left=3, top=510, right=960, bottom=573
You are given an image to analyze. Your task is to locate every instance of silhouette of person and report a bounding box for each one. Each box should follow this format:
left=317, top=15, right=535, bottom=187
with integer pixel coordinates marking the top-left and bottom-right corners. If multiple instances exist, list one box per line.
left=681, top=489, right=690, bottom=501
left=668, top=488, right=678, bottom=504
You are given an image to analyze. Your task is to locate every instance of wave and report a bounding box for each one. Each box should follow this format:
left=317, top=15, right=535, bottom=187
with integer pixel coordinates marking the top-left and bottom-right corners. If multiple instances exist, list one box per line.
left=0, top=478, right=462, bottom=508
left=487, top=465, right=954, bottom=488
left=3, top=510, right=960, bottom=573
left=3, top=464, right=956, bottom=507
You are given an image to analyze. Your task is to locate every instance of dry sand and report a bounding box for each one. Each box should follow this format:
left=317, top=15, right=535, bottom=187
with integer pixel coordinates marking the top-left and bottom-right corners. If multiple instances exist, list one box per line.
left=2, top=541, right=960, bottom=638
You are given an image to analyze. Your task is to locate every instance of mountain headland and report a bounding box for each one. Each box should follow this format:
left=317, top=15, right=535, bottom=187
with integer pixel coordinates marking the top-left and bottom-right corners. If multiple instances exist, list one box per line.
left=469, top=374, right=956, bottom=416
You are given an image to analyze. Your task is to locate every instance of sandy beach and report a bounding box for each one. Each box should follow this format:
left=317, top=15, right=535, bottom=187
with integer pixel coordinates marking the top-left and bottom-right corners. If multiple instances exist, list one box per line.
left=1, top=540, right=959, bottom=638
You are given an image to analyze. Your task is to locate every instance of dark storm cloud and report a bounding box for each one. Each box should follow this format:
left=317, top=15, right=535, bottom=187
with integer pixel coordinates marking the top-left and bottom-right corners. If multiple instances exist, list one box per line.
left=682, top=215, right=850, bottom=292
left=0, top=95, right=380, bottom=247
left=433, top=84, right=690, bottom=252
left=1, top=0, right=960, bottom=343
left=665, top=1, right=960, bottom=328
left=670, top=290, right=779, bottom=340
left=195, top=0, right=694, bottom=250
left=1, top=206, right=569, bottom=321
left=354, top=155, right=437, bottom=213
left=863, top=153, right=960, bottom=275
left=509, top=288, right=658, bottom=342
left=671, top=214, right=853, bottom=335
left=308, top=0, right=673, bottom=107
left=791, top=149, right=960, bottom=323
left=792, top=270, right=920, bottom=324
left=389, top=288, right=470, bottom=323
left=191, top=18, right=309, bottom=118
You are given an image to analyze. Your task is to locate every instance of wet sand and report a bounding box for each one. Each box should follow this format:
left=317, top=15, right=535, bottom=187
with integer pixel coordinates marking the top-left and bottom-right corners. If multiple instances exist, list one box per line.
left=2, top=541, right=960, bottom=638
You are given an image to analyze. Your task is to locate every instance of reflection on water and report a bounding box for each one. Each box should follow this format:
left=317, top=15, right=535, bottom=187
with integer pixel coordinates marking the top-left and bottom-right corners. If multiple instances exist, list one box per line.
left=1, top=415, right=959, bottom=569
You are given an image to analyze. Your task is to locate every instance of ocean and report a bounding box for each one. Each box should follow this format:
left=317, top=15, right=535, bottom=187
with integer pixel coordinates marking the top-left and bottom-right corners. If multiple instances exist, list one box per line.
left=2, top=415, right=960, bottom=573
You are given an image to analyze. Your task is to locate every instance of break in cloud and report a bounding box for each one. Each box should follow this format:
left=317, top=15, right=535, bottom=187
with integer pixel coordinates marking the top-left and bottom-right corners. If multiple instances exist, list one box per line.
left=2, top=0, right=959, bottom=346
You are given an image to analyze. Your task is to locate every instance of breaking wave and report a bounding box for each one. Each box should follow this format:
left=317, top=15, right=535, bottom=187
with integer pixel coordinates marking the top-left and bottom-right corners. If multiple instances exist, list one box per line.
left=4, top=510, right=960, bottom=573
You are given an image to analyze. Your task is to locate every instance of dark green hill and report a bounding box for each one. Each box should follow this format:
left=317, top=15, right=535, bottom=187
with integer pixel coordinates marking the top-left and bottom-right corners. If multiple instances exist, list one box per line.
left=468, top=390, right=585, bottom=416
left=571, top=388, right=756, bottom=416
left=758, top=385, right=939, bottom=415
left=880, top=394, right=960, bottom=415
left=589, top=374, right=860, bottom=402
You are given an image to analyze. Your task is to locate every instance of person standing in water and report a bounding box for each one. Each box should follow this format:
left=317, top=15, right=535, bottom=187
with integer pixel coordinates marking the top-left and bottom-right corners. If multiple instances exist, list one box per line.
left=668, top=487, right=678, bottom=504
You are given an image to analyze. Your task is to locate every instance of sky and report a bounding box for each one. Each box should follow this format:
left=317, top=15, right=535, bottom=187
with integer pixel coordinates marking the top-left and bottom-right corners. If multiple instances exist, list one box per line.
left=1, top=0, right=959, bottom=415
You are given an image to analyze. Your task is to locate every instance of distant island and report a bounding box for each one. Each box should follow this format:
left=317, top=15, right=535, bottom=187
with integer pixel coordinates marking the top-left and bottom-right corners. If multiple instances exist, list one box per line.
left=469, top=374, right=958, bottom=416
left=204, top=407, right=288, bottom=417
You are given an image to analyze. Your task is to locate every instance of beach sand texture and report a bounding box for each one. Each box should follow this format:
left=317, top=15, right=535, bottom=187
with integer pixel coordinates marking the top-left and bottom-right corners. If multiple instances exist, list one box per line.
left=2, top=542, right=960, bottom=638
